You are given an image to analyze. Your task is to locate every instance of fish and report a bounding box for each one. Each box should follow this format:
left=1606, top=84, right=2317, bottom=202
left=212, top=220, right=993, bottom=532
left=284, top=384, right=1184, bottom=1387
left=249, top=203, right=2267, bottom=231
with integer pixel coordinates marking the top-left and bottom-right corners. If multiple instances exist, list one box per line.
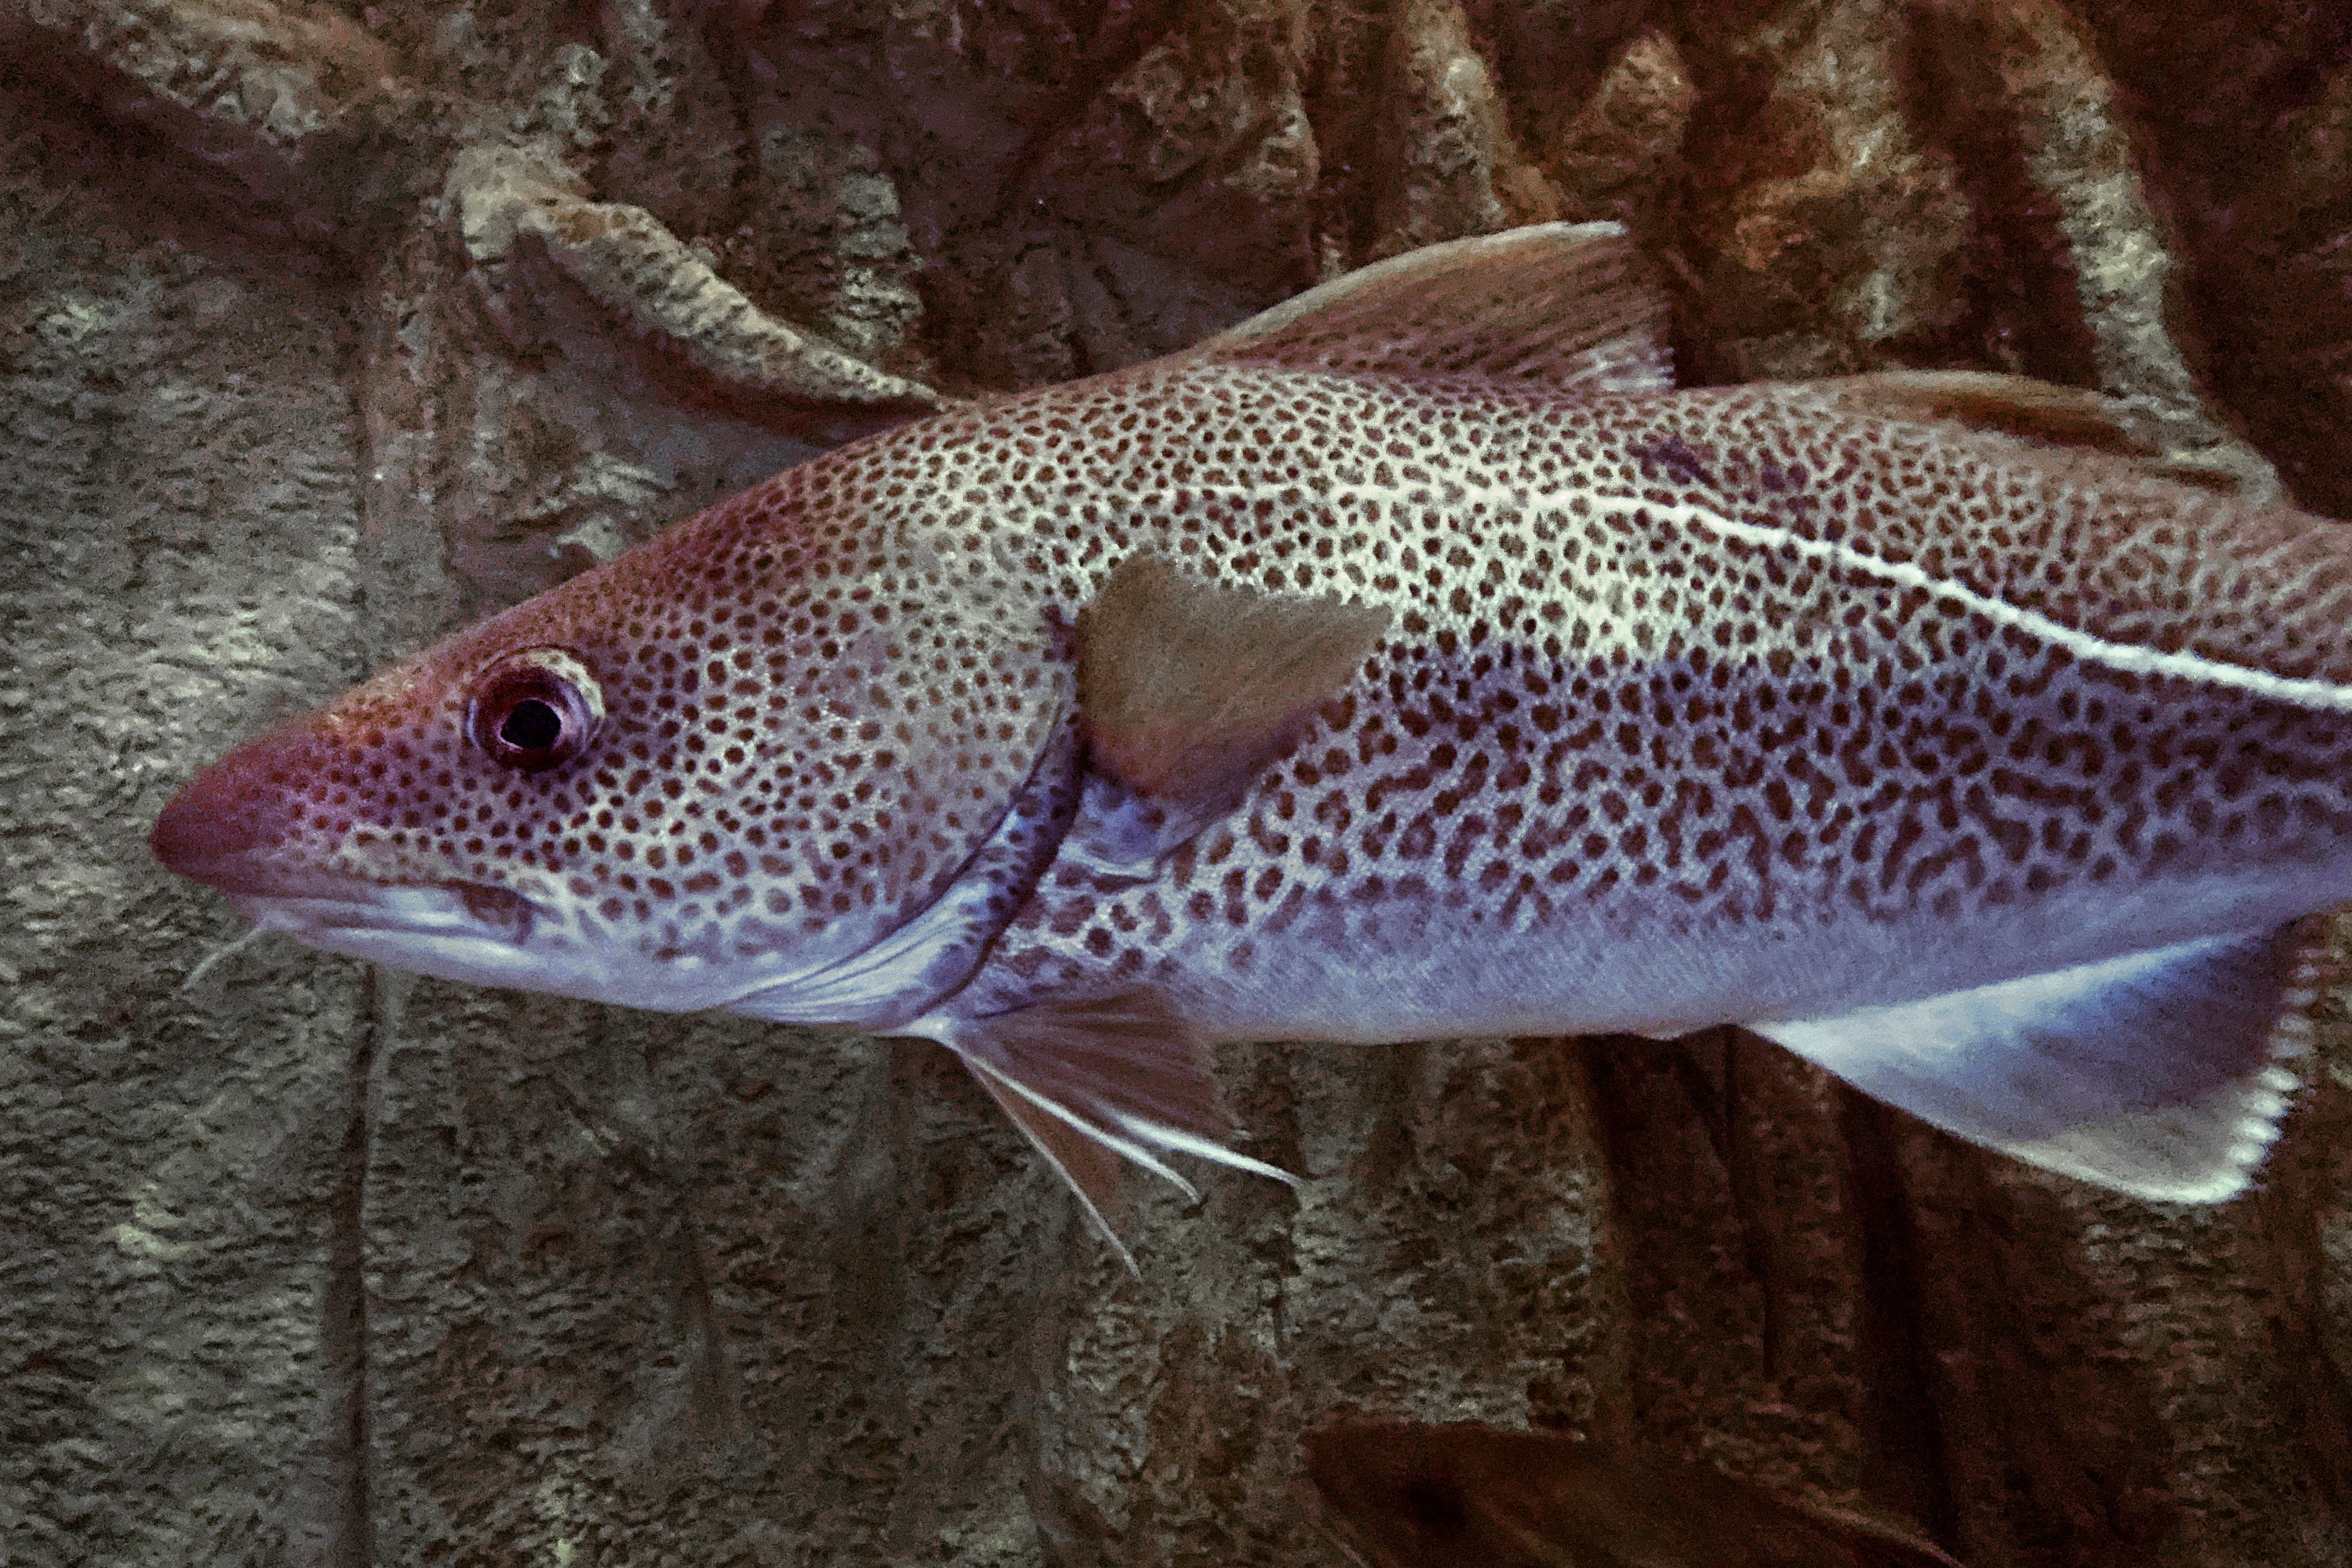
left=152, top=220, right=2352, bottom=1264
left=1302, top=1421, right=1964, bottom=1567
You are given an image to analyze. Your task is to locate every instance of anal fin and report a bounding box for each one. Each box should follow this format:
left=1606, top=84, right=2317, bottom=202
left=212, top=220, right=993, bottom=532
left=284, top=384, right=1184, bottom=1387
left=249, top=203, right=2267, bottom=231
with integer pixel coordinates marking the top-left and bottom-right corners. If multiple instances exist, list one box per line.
left=904, top=992, right=1298, bottom=1272
left=1751, top=918, right=2334, bottom=1202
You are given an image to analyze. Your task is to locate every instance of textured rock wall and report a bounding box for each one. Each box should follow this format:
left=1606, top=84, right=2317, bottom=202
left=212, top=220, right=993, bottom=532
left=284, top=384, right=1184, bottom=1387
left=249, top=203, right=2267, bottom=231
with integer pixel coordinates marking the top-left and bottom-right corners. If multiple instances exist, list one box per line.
left=4, top=1, right=2352, bottom=1564
left=0, top=170, right=368, bottom=1562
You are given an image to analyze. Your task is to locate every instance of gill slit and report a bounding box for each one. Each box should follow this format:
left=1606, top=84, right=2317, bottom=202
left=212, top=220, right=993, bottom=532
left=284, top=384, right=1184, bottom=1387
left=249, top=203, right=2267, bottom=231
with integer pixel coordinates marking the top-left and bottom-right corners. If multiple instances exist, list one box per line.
left=720, top=702, right=1088, bottom=1029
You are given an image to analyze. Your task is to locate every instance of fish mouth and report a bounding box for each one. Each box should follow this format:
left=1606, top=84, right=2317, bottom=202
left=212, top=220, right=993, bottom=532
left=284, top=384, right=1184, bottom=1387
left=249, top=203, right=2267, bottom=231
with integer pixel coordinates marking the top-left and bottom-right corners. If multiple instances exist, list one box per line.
left=152, top=770, right=579, bottom=984
left=252, top=878, right=540, bottom=941
left=154, top=813, right=533, bottom=928
left=220, top=877, right=565, bottom=991
left=167, top=842, right=555, bottom=984
left=226, top=875, right=537, bottom=943
left=166, top=845, right=534, bottom=933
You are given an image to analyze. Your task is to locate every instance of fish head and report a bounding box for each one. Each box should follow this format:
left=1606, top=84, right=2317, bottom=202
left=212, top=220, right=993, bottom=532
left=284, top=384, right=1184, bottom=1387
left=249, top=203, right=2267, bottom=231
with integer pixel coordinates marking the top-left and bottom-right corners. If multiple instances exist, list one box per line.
left=150, top=457, right=1074, bottom=1020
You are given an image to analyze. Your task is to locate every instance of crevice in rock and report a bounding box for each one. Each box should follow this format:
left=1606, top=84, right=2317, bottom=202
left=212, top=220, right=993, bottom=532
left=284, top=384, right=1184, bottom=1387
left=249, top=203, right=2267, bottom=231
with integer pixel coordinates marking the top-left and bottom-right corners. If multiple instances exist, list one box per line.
left=1717, top=1037, right=1785, bottom=1382
left=982, top=0, right=1192, bottom=231
left=0, top=42, right=355, bottom=278
left=1301, top=0, right=1402, bottom=268
left=2250, top=1077, right=2352, bottom=1514
left=322, top=965, right=387, bottom=1568
left=1837, top=1090, right=1962, bottom=1555
left=1895, top=2, right=2106, bottom=383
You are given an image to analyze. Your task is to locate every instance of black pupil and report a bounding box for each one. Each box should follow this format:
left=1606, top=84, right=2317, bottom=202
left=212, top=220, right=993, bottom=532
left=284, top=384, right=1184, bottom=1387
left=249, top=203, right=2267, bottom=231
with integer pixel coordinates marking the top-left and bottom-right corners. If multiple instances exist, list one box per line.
left=499, top=697, right=563, bottom=751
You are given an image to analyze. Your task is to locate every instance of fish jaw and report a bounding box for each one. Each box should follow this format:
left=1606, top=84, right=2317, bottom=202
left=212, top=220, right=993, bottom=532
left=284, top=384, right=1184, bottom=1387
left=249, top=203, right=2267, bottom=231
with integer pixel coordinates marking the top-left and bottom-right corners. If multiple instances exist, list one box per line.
left=152, top=750, right=757, bottom=1011
left=227, top=884, right=566, bottom=994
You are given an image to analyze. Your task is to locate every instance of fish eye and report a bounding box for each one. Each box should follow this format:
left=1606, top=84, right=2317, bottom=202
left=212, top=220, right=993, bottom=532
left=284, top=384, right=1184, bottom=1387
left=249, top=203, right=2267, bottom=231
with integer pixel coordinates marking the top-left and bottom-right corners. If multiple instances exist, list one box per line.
left=465, top=647, right=605, bottom=773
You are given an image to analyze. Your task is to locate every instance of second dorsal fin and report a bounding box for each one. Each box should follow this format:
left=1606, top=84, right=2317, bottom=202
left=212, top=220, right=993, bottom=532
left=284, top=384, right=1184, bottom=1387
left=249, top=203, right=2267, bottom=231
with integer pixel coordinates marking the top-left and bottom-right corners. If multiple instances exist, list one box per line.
left=1807, top=369, right=2146, bottom=452
left=1804, top=369, right=2262, bottom=494
left=1796, top=369, right=2276, bottom=491
left=1188, top=221, right=1673, bottom=395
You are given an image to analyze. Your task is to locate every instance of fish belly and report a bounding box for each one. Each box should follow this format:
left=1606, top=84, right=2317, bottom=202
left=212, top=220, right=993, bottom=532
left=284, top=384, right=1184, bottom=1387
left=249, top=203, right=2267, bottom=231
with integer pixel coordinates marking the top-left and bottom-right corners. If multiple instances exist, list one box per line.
left=983, top=653, right=2352, bottom=1047
left=1156, top=852, right=2352, bottom=1045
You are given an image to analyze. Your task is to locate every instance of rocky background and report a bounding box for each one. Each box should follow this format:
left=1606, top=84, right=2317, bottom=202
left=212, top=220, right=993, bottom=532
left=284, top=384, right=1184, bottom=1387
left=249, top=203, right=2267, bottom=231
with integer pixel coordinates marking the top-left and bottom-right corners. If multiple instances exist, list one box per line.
left=5, top=0, right=2352, bottom=1563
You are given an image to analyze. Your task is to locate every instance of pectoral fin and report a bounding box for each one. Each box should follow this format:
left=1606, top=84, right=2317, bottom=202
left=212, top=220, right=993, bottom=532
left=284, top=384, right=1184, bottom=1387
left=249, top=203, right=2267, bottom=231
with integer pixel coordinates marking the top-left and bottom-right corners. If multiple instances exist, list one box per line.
left=1751, top=918, right=2333, bottom=1202
left=906, top=992, right=1296, bottom=1272
left=1075, top=553, right=1389, bottom=866
left=1189, top=220, right=1673, bottom=395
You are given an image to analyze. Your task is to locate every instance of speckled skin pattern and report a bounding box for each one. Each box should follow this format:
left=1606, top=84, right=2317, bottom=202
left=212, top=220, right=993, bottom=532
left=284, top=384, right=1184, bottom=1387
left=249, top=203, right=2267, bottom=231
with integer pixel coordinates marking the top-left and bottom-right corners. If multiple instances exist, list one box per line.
left=947, top=366, right=2352, bottom=1040
left=158, top=358, right=2352, bottom=1041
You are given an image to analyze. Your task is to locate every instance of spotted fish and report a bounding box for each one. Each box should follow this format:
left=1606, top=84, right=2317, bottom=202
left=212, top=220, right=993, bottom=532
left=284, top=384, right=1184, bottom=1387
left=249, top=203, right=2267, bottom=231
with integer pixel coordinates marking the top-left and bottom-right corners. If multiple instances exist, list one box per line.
left=152, top=222, right=2352, bottom=1262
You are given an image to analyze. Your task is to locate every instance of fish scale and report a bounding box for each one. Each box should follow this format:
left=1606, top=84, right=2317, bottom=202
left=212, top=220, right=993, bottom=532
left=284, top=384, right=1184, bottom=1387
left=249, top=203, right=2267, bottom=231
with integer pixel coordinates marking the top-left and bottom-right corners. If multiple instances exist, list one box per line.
left=152, top=222, right=2352, bottom=1264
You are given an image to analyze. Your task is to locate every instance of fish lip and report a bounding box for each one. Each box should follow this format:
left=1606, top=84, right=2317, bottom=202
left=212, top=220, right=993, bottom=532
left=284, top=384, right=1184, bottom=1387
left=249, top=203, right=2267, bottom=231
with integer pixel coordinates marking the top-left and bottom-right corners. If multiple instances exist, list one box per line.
left=156, top=844, right=376, bottom=904
left=231, top=880, right=541, bottom=948
left=180, top=851, right=545, bottom=945
left=210, top=876, right=578, bottom=998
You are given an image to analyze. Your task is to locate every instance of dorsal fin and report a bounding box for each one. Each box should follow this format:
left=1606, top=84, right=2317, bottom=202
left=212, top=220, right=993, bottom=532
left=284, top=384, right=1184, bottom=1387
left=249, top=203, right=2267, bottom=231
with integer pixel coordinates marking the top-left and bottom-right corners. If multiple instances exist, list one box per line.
left=1076, top=554, right=1390, bottom=860
left=1804, top=369, right=2257, bottom=494
left=1807, top=370, right=2146, bottom=452
left=1187, top=221, right=1673, bottom=395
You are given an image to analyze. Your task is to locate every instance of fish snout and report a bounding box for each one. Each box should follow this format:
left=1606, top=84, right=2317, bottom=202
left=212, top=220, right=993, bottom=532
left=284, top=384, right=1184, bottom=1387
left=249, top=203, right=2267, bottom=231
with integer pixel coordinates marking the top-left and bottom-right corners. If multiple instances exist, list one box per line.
left=150, top=724, right=341, bottom=895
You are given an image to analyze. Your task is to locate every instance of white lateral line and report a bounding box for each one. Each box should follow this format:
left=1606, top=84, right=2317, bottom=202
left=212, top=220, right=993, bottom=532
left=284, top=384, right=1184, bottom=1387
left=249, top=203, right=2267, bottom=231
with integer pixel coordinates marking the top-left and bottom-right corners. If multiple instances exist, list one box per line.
left=1636, top=498, right=2352, bottom=712
left=1173, top=475, right=2352, bottom=714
